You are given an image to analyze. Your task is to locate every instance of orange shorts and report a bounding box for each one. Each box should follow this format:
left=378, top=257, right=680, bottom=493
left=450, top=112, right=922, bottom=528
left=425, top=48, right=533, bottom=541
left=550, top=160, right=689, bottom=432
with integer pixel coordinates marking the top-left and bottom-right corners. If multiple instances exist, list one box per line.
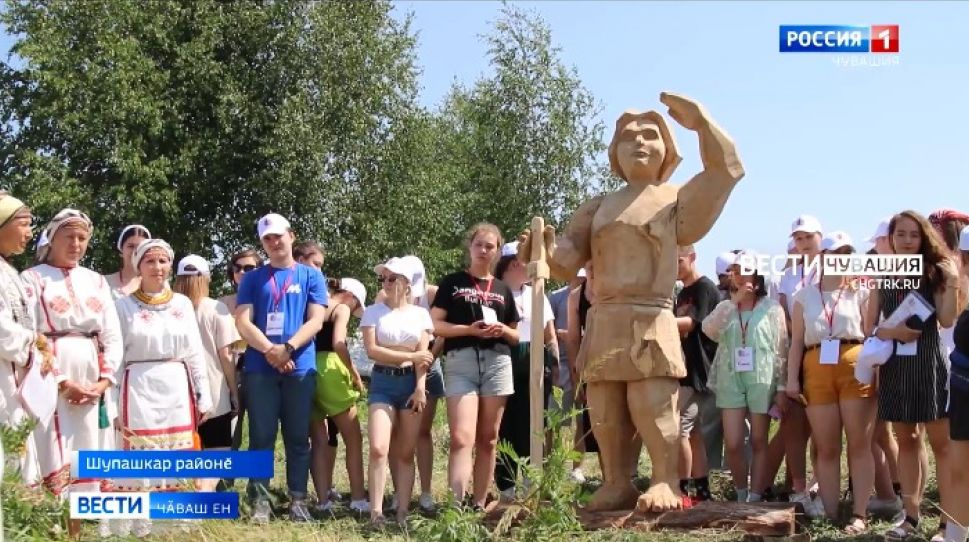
left=803, top=342, right=873, bottom=406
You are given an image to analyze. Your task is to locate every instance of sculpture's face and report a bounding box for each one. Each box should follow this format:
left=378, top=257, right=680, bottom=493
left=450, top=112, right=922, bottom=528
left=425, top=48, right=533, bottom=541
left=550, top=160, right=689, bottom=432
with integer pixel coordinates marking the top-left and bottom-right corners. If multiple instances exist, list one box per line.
left=614, top=118, right=667, bottom=182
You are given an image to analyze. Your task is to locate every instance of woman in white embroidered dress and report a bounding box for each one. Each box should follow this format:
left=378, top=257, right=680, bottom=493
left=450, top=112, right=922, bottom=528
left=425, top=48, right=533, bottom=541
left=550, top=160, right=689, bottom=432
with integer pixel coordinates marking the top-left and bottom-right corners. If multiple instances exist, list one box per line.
left=21, top=209, right=123, bottom=538
left=103, top=224, right=151, bottom=300
left=112, top=239, right=212, bottom=537
left=0, top=192, right=41, bottom=432
left=0, top=192, right=56, bottom=491
left=21, top=210, right=123, bottom=491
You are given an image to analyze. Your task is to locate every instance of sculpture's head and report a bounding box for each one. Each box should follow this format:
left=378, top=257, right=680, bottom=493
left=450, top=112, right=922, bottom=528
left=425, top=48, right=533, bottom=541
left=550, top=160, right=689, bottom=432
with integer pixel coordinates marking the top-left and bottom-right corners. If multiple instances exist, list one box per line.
left=608, top=110, right=681, bottom=184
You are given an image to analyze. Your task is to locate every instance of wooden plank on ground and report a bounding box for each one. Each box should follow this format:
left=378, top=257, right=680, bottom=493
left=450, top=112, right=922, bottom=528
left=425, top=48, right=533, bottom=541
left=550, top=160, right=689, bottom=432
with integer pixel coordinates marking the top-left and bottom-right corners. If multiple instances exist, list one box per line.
left=486, top=501, right=798, bottom=537
left=655, top=502, right=797, bottom=536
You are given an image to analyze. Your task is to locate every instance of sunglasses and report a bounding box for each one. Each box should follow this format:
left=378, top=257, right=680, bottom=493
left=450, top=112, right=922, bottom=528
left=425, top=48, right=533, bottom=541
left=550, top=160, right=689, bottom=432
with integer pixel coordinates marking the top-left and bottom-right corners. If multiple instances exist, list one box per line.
left=377, top=275, right=400, bottom=283
left=234, top=264, right=257, bottom=273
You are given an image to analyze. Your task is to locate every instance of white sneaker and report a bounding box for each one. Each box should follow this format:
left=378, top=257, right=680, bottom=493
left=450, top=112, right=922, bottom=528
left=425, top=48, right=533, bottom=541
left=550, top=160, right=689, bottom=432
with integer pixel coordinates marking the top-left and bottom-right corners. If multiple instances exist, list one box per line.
left=110, top=519, right=131, bottom=537
left=328, top=489, right=342, bottom=502
left=418, top=493, right=435, bottom=512
left=868, top=496, right=904, bottom=522
left=251, top=500, right=271, bottom=524
left=350, top=499, right=371, bottom=514
left=316, top=499, right=334, bottom=513
left=289, top=499, right=313, bottom=523
left=131, top=519, right=152, bottom=538
left=570, top=468, right=586, bottom=484
left=791, top=492, right=822, bottom=519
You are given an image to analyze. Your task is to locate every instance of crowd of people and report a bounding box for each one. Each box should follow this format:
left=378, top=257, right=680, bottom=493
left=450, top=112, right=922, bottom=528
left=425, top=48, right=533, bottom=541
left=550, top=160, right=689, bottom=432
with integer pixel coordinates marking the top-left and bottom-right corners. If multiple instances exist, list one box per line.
left=0, top=188, right=967, bottom=542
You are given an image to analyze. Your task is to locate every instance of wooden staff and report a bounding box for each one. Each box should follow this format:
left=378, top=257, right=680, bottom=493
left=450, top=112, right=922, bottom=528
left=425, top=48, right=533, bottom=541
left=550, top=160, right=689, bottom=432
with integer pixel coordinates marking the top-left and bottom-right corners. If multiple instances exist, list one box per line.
left=527, top=216, right=549, bottom=469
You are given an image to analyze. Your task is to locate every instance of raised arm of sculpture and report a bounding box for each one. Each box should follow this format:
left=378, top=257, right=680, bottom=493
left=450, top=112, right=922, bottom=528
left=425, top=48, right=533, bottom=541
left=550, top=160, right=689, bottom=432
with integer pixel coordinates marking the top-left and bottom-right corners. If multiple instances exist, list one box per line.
left=662, top=92, right=745, bottom=245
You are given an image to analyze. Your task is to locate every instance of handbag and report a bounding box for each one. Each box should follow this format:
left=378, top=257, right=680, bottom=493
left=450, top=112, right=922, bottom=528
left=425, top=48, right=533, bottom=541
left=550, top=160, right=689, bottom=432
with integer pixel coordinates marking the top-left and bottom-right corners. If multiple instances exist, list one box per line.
left=855, top=336, right=893, bottom=385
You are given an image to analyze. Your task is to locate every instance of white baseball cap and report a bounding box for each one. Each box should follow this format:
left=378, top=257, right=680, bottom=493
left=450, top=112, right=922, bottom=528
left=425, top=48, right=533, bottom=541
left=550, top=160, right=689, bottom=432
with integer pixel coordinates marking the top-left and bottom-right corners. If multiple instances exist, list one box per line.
left=501, top=241, right=519, bottom=257
left=732, top=249, right=761, bottom=275
left=821, top=231, right=853, bottom=252
left=790, top=214, right=823, bottom=236
left=715, top=251, right=736, bottom=275
left=373, top=257, right=419, bottom=285
left=176, top=254, right=211, bottom=276
left=340, top=278, right=367, bottom=317
left=959, top=225, right=969, bottom=251
left=398, top=255, right=427, bottom=297
left=257, top=213, right=291, bottom=239
left=866, top=217, right=891, bottom=243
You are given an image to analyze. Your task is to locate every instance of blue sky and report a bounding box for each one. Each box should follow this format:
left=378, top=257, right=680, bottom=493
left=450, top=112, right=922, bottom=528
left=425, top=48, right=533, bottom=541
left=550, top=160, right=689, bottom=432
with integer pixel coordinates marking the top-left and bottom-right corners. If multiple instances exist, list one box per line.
left=4, top=2, right=968, bottom=277
left=390, top=0, right=969, bottom=275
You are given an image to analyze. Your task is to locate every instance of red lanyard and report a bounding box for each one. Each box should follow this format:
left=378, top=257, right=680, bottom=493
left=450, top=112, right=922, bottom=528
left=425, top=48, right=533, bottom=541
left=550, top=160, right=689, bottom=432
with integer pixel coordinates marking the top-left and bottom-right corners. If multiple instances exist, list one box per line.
left=469, top=273, right=494, bottom=305
left=268, top=266, right=295, bottom=311
left=819, top=284, right=845, bottom=336
left=737, top=302, right=754, bottom=346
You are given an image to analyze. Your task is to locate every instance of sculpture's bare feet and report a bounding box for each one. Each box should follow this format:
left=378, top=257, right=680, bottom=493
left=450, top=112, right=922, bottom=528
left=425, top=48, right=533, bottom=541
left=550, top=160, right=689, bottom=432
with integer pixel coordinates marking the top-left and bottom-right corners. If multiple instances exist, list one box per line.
left=586, top=482, right=640, bottom=512
left=636, top=482, right=682, bottom=513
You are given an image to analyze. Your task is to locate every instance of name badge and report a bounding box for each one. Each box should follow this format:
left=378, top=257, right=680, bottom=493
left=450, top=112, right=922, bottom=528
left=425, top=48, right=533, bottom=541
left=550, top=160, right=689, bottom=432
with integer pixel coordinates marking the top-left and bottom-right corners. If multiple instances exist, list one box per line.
left=734, top=346, right=754, bottom=372
left=820, top=338, right=841, bottom=364
left=896, top=341, right=918, bottom=356
left=481, top=306, right=498, bottom=325
left=266, top=312, right=285, bottom=337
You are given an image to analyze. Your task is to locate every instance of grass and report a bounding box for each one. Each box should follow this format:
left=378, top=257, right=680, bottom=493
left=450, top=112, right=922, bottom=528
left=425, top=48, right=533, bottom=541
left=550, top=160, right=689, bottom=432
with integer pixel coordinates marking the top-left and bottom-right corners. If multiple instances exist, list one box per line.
left=25, top=388, right=947, bottom=542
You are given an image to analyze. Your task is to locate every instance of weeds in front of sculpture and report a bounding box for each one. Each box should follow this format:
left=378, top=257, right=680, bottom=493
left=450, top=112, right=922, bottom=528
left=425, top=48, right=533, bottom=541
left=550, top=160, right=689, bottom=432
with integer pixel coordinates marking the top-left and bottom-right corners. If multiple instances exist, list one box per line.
left=493, top=399, right=584, bottom=541
left=411, top=393, right=586, bottom=541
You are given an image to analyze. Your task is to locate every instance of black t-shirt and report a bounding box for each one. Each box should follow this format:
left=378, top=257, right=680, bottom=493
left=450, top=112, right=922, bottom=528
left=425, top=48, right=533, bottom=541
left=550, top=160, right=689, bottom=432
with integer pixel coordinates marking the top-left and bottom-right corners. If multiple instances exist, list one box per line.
left=432, top=271, right=521, bottom=354
left=675, top=276, right=720, bottom=392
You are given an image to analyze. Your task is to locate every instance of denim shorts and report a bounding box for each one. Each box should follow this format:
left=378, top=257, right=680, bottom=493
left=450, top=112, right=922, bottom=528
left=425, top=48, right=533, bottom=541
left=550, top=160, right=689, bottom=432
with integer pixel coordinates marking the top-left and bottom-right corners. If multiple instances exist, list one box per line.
left=426, top=359, right=446, bottom=398
left=368, top=368, right=417, bottom=411
left=444, top=344, right=513, bottom=397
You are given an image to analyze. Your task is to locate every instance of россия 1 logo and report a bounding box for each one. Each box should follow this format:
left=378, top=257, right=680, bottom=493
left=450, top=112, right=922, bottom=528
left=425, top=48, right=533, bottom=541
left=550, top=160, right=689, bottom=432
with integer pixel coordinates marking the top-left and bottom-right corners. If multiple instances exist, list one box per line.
left=779, top=25, right=899, bottom=53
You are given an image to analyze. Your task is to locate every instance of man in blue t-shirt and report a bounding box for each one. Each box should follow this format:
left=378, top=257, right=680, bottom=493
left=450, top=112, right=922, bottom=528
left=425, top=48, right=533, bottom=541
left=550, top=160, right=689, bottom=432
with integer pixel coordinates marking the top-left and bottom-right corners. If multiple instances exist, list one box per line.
left=235, top=213, right=328, bottom=523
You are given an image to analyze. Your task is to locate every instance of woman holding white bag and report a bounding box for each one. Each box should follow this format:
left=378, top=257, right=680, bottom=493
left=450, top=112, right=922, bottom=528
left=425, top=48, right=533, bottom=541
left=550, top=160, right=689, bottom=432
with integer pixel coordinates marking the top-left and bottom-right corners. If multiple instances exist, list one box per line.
left=865, top=211, right=960, bottom=542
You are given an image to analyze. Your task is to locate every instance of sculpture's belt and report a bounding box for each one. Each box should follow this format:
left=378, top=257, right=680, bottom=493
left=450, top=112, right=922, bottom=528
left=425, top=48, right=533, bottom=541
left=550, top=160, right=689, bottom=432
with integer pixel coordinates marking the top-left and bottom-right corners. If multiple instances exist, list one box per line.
left=596, top=298, right=673, bottom=310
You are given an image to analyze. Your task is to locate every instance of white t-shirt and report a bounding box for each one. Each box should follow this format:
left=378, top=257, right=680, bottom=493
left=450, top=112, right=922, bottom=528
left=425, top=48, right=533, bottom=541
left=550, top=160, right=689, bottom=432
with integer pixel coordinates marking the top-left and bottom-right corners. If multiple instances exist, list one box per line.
left=513, top=285, right=554, bottom=344
left=360, top=303, right=434, bottom=350
left=793, top=285, right=868, bottom=346
left=778, top=264, right=820, bottom=313
left=194, top=297, right=240, bottom=418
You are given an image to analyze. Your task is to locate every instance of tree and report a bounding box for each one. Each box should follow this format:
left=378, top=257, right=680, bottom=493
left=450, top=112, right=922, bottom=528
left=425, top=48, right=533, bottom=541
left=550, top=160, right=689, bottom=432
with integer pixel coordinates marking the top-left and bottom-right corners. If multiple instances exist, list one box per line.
left=0, top=0, right=424, bottom=289
left=439, top=4, right=607, bottom=247
left=0, top=0, right=608, bottom=292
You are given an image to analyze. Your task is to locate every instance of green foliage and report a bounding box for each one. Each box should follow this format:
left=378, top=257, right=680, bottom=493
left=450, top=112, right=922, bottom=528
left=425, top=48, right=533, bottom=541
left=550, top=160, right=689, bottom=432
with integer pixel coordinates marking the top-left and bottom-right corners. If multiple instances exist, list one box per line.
left=440, top=4, right=607, bottom=240
left=410, top=493, right=492, bottom=542
left=0, top=0, right=605, bottom=292
left=493, top=402, right=583, bottom=541
left=1, top=419, right=69, bottom=541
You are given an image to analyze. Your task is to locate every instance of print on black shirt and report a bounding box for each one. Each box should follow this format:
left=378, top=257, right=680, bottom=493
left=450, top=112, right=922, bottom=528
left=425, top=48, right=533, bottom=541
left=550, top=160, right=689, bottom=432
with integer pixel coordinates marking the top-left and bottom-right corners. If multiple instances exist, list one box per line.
left=432, top=271, right=521, bottom=353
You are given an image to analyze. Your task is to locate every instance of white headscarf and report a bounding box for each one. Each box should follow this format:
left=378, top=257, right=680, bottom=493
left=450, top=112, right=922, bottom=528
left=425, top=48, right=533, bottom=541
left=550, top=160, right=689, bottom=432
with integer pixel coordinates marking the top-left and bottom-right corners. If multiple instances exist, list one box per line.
left=132, top=239, right=174, bottom=273
left=37, top=208, right=93, bottom=264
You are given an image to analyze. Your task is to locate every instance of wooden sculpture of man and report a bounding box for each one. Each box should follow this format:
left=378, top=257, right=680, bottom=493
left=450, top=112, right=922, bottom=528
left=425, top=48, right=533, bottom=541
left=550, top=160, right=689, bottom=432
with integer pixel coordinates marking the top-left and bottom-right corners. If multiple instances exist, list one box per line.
left=520, top=92, right=744, bottom=512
